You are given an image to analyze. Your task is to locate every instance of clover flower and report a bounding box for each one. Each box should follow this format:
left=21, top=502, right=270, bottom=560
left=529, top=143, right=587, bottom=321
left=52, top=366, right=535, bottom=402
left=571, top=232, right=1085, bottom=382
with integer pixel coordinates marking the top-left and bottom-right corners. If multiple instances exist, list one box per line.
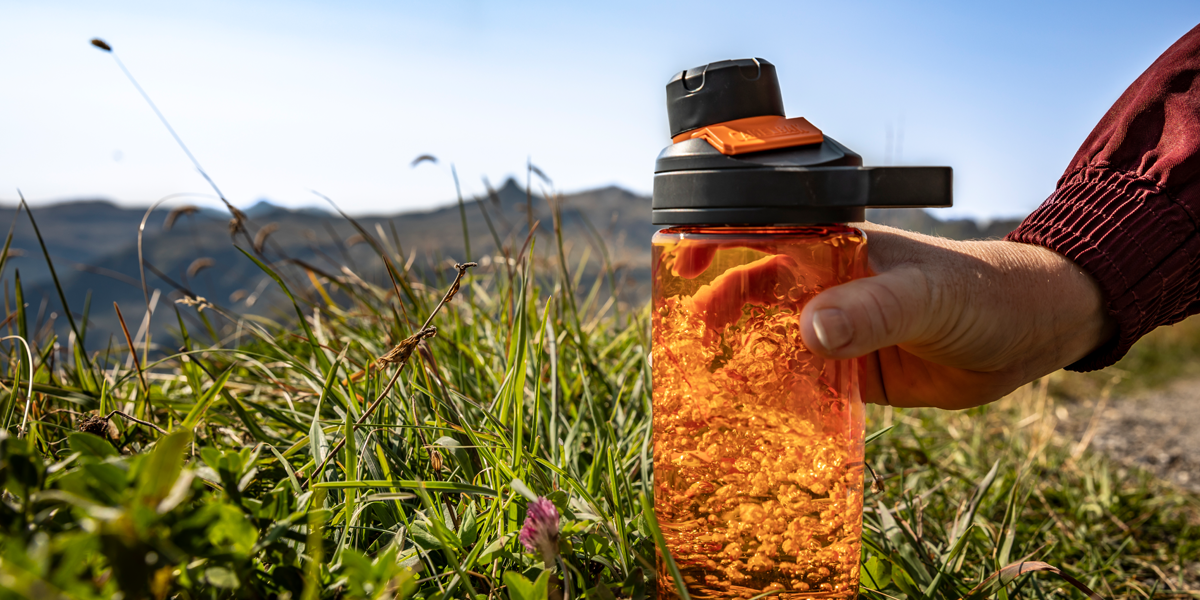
left=518, top=497, right=560, bottom=567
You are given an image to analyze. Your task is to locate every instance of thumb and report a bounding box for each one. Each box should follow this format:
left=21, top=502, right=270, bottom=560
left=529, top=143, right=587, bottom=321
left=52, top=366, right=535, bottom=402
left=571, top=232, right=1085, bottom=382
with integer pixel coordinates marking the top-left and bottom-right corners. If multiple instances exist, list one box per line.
left=800, top=268, right=940, bottom=359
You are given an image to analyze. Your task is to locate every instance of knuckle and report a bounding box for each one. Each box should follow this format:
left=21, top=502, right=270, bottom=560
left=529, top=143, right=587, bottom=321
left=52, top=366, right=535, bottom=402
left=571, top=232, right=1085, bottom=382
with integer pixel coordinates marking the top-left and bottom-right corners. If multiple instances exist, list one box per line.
left=861, top=280, right=908, bottom=340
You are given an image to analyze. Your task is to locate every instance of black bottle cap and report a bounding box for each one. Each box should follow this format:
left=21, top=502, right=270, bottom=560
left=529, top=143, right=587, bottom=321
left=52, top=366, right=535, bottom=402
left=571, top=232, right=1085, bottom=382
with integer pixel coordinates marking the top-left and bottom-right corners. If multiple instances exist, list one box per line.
left=653, top=58, right=953, bottom=226
left=666, top=58, right=784, bottom=138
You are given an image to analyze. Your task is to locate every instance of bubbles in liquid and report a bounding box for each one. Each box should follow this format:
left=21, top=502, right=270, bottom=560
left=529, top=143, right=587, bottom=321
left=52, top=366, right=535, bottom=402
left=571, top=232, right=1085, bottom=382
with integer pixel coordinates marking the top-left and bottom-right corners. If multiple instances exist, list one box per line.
left=652, top=231, right=865, bottom=599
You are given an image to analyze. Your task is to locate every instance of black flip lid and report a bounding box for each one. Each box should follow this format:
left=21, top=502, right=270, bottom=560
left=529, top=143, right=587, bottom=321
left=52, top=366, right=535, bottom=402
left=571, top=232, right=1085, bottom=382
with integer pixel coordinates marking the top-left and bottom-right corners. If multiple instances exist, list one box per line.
left=653, top=58, right=952, bottom=225
left=667, top=59, right=785, bottom=138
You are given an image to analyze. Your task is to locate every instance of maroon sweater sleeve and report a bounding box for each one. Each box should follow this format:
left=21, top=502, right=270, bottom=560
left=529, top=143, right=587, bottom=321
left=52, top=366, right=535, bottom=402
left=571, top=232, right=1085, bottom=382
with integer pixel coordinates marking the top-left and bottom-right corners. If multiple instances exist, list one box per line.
left=1006, top=23, right=1200, bottom=371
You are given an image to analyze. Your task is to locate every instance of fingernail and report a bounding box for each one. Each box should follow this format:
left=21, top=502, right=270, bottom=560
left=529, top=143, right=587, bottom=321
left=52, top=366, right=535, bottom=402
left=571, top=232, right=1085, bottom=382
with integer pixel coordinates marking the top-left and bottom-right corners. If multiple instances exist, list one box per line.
left=812, top=308, right=852, bottom=351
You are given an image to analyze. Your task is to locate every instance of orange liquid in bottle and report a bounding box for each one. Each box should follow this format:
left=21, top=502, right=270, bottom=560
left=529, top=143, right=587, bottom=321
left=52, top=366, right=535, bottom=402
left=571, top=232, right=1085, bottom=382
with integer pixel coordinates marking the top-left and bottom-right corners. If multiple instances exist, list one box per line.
left=652, top=226, right=867, bottom=599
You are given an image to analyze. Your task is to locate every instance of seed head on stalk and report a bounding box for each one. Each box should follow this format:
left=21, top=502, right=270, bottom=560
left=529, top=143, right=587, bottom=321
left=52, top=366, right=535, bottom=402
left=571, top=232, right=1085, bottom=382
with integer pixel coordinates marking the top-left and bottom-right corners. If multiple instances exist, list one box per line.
left=302, top=261, right=477, bottom=489
left=89, top=37, right=230, bottom=207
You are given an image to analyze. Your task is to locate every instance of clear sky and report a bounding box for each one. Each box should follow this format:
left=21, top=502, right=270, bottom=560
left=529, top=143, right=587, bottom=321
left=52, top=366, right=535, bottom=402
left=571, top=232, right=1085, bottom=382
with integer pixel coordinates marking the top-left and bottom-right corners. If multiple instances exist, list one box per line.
left=3, top=1, right=1197, bottom=219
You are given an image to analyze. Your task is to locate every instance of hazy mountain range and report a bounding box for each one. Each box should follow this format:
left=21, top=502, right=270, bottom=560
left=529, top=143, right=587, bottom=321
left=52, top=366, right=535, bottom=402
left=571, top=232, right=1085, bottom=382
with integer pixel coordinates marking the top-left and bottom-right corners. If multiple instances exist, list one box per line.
left=3, top=179, right=1021, bottom=350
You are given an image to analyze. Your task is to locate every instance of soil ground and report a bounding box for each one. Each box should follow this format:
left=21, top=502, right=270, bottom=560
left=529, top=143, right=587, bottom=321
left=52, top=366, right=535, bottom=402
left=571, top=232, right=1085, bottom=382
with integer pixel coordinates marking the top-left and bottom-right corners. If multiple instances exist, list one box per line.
left=1063, top=375, right=1200, bottom=493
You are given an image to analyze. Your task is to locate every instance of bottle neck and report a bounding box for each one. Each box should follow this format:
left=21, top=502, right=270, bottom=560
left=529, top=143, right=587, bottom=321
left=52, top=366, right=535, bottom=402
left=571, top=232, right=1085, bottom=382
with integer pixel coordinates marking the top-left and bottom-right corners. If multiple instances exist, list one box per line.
left=657, top=224, right=855, bottom=236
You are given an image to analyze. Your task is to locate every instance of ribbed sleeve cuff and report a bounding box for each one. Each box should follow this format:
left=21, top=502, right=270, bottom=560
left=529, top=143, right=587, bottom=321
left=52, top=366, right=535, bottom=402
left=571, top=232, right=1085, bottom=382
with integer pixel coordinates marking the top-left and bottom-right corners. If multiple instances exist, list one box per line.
left=1006, top=167, right=1200, bottom=371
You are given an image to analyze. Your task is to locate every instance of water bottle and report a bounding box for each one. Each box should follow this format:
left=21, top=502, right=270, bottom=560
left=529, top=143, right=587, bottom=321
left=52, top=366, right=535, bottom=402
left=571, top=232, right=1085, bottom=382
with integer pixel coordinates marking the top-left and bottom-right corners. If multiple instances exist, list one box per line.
left=651, top=58, right=952, bottom=598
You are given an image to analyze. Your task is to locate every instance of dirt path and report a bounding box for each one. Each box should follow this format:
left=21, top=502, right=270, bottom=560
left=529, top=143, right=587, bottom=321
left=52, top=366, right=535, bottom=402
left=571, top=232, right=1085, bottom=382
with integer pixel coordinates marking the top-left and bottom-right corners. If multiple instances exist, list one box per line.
left=1068, top=375, right=1200, bottom=493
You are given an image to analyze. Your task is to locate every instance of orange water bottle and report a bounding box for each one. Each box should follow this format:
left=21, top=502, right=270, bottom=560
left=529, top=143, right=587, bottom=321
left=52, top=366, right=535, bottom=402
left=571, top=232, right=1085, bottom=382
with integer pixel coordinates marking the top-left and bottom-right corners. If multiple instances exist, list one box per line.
left=651, top=58, right=952, bottom=598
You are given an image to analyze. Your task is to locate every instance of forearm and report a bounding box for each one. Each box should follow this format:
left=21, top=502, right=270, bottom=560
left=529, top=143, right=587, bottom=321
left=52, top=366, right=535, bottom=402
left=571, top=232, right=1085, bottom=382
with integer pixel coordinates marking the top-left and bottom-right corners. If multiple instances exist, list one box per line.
left=967, top=240, right=1116, bottom=379
left=1007, top=23, right=1200, bottom=369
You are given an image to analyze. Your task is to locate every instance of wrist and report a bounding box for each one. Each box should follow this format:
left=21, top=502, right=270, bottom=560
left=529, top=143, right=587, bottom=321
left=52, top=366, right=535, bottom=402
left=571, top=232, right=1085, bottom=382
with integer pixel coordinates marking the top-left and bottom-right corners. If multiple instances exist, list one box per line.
left=986, top=241, right=1116, bottom=376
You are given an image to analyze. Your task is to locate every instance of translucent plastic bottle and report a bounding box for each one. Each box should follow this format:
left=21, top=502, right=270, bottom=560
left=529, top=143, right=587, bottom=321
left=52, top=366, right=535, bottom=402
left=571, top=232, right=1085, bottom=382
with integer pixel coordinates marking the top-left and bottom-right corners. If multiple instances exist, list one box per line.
left=652, top=226, right=866, bottom=598
left=649, top=59, right=951, bottom=599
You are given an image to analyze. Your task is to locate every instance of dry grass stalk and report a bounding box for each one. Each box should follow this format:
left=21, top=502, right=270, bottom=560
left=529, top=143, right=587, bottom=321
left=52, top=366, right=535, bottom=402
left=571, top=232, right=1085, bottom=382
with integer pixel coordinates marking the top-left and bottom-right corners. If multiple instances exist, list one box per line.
left=186, top=257, right=215, bottom=278
left=253, top=222, right=280, bottom=254
left=113, top=302, right=149, bottom=399
left=304, top=261, right=477, bottom=489
left=1069, top=375, right=1121, bottom=463
left=375, top=327, right=437, bottom=368
left=228, top=206, right=248, bottom=238
left=174, top=295, right=213, bottom=313
left=104, top=409, right=167, bottom=435
left=960, top=560, right=1105, bottom=600
left=164, top=205, right=200, bottom=231
left=411, top=154, right=437, bottom=167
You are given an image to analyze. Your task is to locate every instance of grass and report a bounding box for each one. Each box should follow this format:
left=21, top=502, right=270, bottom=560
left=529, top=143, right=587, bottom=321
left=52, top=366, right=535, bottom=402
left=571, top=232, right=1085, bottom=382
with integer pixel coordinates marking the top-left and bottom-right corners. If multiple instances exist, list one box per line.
left=0, top=186, right=1196, bottom=599
left=0, top=192, right=661, bottom=599
left=863, top=377, right=1200, bottom=600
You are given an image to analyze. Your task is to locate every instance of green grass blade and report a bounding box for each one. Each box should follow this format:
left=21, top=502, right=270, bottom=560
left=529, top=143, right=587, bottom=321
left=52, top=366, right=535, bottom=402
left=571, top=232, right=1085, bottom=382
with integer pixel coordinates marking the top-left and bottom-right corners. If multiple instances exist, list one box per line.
left=0, top=204, right=22, bottom=283
left=312, top=480, right=498, bottom=496
left=181, top=365, right=234, bottom=429
left=639, top=491, right=689, bottom=600
left=866, top=424, right=896, bottom=445
left=19, top=198, right=89, bottom=369
left=14, top=269, right=27, bottom=343
left=308, top=348, right=347, bottom=483
left=237, top=247, right=331, bottom=374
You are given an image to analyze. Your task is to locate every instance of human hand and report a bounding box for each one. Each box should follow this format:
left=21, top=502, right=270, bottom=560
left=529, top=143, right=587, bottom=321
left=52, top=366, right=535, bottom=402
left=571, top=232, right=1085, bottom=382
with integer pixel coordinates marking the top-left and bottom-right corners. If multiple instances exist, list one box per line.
left=798, top=223, right=1115, bottom=409
left=672, top=223, right=1114, bottom=409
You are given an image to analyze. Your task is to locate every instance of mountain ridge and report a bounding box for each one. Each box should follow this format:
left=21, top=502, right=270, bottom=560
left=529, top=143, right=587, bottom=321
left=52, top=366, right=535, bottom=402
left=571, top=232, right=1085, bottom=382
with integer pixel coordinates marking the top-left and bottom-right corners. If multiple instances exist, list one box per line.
left=1, top=180, right=1023, bottom=350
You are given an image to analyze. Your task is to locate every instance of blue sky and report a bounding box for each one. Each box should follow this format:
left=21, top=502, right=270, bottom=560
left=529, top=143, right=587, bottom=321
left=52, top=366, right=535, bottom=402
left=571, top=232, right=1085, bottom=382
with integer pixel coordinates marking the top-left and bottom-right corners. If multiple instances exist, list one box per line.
left=2, top=1, right=1197, bottom=219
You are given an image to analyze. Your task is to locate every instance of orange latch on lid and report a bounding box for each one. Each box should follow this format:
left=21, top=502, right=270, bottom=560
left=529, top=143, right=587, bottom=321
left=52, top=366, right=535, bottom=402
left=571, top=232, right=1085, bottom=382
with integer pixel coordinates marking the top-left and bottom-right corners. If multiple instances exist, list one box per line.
left=671, top=115, right=823, bottom=156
